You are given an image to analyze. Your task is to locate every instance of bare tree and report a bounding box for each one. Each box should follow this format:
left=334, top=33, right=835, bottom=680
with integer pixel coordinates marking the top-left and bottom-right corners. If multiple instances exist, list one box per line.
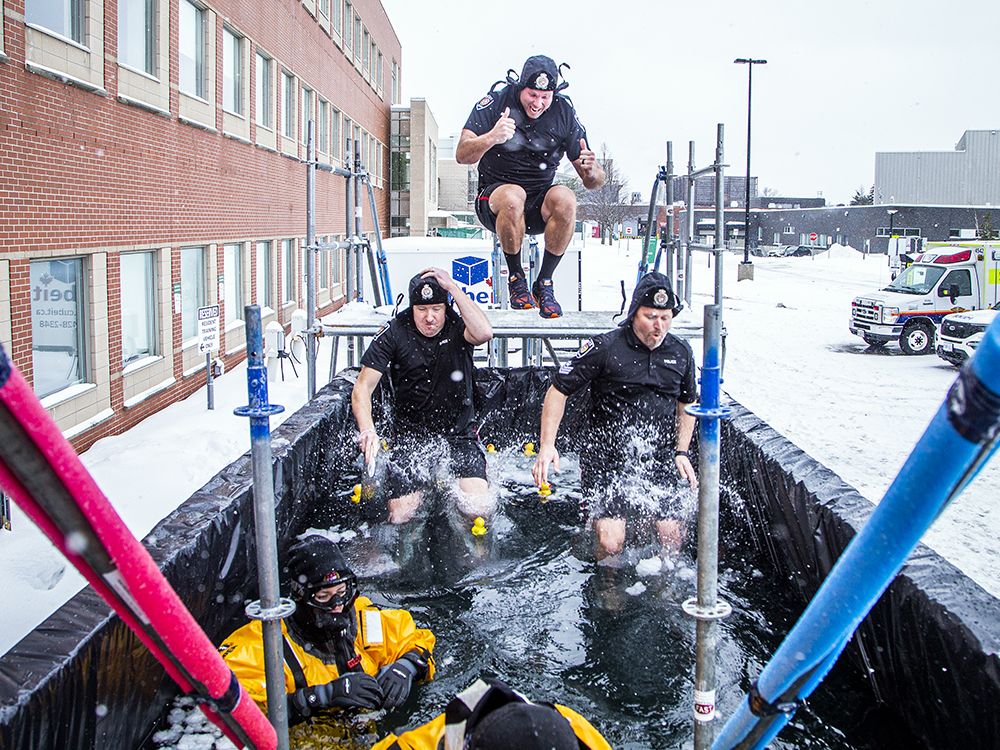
left=571, top=143, right=630, bottom=243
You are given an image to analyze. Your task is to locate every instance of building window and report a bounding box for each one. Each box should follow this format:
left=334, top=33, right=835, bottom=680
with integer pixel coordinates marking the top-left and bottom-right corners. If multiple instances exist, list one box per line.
left=255, top=51, right=272, bottom=128
left=118, top=0, right=156, bottom=75
left=333, top=0, right=342, bottom=36
left=331, top=108, right=341, bottom=160
left=180, top=246, right=207, bottom=341
left=319, top=0, right=329, bottom=19
left=223, top=243, right=244, bottom=324
left=301, top=87, right=313, bottom=145
left=179, top=0, right=206, bottom=99
left=362, top=29, right=370, bottom=71
left=318, top=99, right=329, bottom=153
left=256, top=241, right=272, bottom=308
left=377, top=51, right=383, bottom=90
left=31, top=258, right=88, bottom=398
left=344, top=116, right=353, bottom=161
left=353, top=14, right=361, bottom=63
left=26, top=0, right=83, bottom=44
left=120, top=252, right=157, bottom=366
left=282, top=71, right=296, bottom=140
left=391, top=60, right=399, bottom=104
left=343, top=1, right=352, bottom=51
left=283, top=239, right=295, bottom=303
left=222, top=27, right=243, bottom=115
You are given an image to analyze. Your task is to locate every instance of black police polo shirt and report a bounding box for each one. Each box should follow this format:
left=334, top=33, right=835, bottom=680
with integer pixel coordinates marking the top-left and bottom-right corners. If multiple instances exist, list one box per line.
left=360, top=307, right=477, bottom=437
left=463, top=85, right=587, bottom=195
left=552, top=325, right=698, bottom=450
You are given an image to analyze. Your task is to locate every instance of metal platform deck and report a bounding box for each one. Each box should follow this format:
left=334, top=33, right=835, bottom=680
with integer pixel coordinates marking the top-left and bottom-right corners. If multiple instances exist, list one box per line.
left=320, top=305, right=702, bottom=375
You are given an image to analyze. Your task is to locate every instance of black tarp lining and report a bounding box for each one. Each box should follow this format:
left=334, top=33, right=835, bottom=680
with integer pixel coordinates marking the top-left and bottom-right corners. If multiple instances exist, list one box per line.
left=0, top=370, right=996, bottom=749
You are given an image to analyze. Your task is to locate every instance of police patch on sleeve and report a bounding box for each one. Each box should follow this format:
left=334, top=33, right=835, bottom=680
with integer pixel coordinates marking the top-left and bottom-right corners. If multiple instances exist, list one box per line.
left=577, top=338, right=594, bottom=356
left=476, top=94, right=494, bottom=110
left=372, top=322, right=390, bottom=340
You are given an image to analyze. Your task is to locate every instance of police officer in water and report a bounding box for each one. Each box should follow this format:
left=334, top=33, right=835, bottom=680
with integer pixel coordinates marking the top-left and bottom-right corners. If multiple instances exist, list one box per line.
left=532, top=272, right=699, bottom=560
left=457, top=55, right=606, bottom=319
left=351, top=268, right=494, bottom=526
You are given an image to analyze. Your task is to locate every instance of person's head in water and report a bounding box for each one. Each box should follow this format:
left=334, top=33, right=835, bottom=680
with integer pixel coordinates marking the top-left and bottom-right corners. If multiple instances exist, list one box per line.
left=285, top=535, right=358, bottom=639
left=467, top=702, right=578, bottom=750
left=623, top=271, right=683, bottom=350
left=408, top=272, right=450, bottom=338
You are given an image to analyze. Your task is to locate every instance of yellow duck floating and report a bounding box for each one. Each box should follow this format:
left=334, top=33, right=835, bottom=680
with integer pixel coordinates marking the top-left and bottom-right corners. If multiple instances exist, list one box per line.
left=471, top=517, right=488, bottom=536
left=486, top=443, right=496, bottom=453
left=523, top=442, right=536, bottom=457
left=350, top=484, right=362, bottom=504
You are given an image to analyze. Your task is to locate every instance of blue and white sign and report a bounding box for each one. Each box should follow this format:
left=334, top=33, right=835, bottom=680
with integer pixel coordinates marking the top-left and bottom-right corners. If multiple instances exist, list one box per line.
left=452, top=255, right=492, bottom=305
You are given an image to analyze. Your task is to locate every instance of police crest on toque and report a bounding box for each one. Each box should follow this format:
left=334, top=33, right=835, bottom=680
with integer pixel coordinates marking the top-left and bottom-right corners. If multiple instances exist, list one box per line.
left=622, top=271, right=684, bottom=325
left=408, top=273, right=450, bottom=306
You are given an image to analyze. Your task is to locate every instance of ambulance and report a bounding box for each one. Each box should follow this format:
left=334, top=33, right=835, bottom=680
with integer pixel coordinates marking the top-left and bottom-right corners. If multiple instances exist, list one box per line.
left=849, top=241, right=1000, bottom=355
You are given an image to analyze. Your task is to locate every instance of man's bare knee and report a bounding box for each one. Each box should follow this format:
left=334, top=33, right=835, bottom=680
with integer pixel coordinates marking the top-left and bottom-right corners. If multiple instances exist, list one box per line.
left=595, top=518, right=626, bottom=558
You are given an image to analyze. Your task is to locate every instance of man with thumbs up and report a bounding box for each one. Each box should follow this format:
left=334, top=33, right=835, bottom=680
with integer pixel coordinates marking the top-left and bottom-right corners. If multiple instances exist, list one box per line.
left=457, top=55, right=605, bottom=318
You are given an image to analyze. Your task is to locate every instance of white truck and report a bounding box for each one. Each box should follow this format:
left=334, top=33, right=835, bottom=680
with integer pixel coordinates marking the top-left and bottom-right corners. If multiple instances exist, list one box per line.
left=936, top=302, right=1000, bottom=366
left=849, top=241, right=1000, bottom=355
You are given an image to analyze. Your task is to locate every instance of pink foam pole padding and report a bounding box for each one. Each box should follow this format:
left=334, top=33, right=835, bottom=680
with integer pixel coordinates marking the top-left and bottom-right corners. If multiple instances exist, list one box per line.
left=0, top=365, right=277, bottom=750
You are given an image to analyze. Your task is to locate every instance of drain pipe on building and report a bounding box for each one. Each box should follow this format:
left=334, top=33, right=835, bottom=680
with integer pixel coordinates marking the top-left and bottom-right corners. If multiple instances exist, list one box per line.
left=235, top=306, right=294, bottom=750
left=685, top=303, right=733, bottom=750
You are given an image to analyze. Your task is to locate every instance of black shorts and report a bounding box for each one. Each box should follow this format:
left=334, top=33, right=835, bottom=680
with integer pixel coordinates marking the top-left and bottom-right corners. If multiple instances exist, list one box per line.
left=580, top=453, right=687, bottom=520
left=475, top=183, right=554, bottom=236
left=383, top=434, right=487, bottom=499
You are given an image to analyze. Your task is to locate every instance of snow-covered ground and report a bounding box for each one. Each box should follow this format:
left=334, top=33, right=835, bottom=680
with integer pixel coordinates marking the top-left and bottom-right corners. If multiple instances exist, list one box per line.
left=0, top=238, right=996, bottom=660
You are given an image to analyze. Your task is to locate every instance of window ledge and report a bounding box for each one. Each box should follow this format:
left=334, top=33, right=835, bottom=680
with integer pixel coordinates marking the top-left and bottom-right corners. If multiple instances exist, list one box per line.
left=117, top=93, right=172, bottom=118
left=26, top=61, right=107, bottom=96
left=123, top=376, right=176, bottom=408
left=25, top=22, right=90, bottom=52
left=178, top=113, right=217, bottom=133
left=122, top=354, right=163, bottom=376
left=224, top=130, right=251, bottom=144
left=40, top=382, right=98, bottom=409
left=225, top=319, right=245, bottom=332
left=118, top=62, right=160, bottom=83
left=63, top=408, right=115, bottom=440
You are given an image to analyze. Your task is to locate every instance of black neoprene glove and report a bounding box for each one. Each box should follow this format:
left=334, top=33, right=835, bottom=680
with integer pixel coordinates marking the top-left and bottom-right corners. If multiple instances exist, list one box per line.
left=376, top=650, right=429, bottom=710
left=289, top=672, right=384, bottom=720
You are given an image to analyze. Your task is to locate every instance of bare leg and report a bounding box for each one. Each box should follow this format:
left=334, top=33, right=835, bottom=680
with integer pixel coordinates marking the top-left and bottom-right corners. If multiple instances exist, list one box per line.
left=540, top=185, right=578, bottom=256
left=388, top=491, right=424, bottom=525
left=656, top=518, right=685, bottom=557
left=490, top=184, right=528, bottom=257
left=594, top=517, right=626, bottom=560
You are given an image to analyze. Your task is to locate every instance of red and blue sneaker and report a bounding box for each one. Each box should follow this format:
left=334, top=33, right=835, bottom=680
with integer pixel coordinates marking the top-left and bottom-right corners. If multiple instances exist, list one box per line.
left=532, top=278, right=563, bottom=319
left=508, top=274, right=535, bottom=310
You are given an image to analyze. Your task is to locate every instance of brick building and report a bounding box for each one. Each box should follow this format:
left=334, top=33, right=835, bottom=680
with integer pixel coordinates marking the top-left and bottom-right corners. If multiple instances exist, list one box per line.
left=0, top=0, right=400, bottom=449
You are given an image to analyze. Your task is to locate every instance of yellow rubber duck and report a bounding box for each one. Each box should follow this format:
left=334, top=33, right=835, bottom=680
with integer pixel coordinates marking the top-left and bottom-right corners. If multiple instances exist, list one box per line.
left=523, top=442, right=536, bottom=457
left=350, top=484, right=362, bottom=504
left=486, top=443, right=496, bottom=453
left=471, top=516, right=488, bottom=536
left=538, top=481, right=552, bottom=498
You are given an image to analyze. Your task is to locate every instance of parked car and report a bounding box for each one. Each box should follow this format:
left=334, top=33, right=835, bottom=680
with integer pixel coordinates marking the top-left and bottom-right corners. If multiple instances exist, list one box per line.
left=936, top=301, right=1000, bottom=367
left=785, top=245, right=823, bottom=257
left=766, top=245, right=791, bottom=257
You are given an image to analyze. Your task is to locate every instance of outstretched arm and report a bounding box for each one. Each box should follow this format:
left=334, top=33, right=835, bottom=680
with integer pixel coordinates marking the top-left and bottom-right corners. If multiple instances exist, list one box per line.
left=532, top=386, right=568, bottom=486
left=351, top=366, right=384, bottom=465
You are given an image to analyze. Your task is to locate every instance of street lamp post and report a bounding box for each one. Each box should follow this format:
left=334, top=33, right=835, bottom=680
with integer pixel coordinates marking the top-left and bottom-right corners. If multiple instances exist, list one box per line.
left=735, top=57, right=766, bottom=281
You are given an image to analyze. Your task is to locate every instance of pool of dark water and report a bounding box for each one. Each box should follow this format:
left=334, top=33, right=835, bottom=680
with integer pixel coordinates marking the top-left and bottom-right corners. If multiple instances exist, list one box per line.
left=150, top=446, right=920, bottom=750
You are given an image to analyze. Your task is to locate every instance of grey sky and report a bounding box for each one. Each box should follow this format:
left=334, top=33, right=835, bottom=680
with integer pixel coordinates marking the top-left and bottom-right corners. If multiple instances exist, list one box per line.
left=380, top=0, right=1000, bottom=205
